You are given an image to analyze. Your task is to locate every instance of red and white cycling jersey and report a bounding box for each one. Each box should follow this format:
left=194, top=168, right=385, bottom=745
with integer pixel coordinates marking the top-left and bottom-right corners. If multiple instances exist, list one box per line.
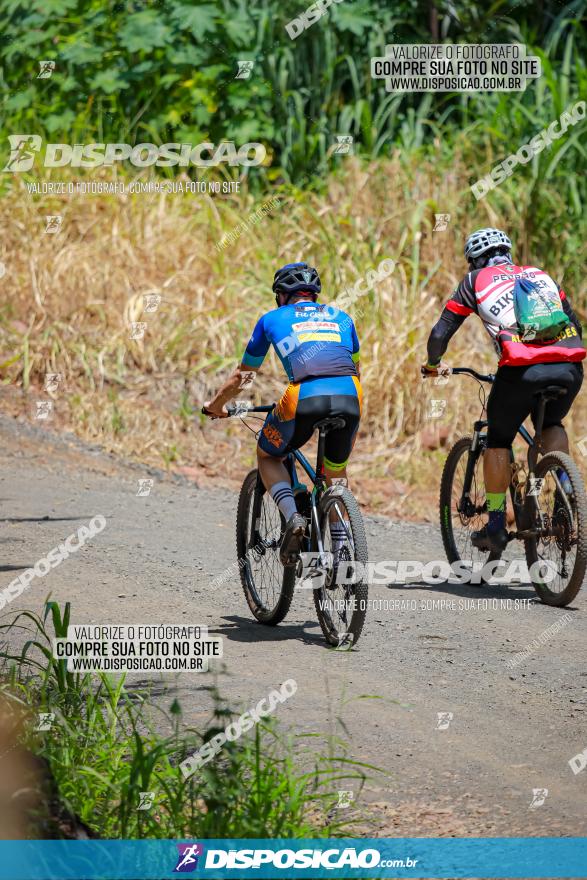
left=445, top=262, right=585, bottom=366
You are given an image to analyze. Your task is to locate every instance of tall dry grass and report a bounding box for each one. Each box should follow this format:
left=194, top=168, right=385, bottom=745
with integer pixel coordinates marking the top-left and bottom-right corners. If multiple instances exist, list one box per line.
left=0, top=156, right=585, bottom=519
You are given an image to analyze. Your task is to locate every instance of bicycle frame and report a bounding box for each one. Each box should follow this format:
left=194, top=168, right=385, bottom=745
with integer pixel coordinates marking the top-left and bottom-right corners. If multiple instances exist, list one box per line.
left=450, top=368, right=567, bottom=540
left=224, top=402, right=351, bottom=563
left=287, top=428, right=347, bottom=563
left=286, top=446, right=323, bottom=558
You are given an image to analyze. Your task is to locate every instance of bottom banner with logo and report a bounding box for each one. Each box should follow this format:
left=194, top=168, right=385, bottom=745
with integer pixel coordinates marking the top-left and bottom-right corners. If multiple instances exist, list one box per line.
left=0, top=837, right=586, bottom=879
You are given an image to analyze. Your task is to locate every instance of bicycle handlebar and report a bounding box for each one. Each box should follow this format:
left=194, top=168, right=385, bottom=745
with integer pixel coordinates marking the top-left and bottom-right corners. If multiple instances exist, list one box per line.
left=203, top=367, right=496, bottom=419
left=451, top=367, right=495, bottom=383
left=201, top=402, right=275, bottom=418
left=207, top=368, right=494, bottom=418
left=227, top=402, right=275, bottom=415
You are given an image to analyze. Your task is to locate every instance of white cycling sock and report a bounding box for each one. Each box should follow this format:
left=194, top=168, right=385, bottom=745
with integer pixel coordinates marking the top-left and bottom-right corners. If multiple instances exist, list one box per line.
left=270, top=482, right=297, bottom=521
left=330, top=521, right=348, bottom=553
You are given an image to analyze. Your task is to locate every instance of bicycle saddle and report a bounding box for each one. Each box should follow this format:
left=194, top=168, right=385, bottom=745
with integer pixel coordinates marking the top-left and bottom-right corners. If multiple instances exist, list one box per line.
left=535, top=385, right=568, bottom=401
left=313, top=416, right=346, bottom=431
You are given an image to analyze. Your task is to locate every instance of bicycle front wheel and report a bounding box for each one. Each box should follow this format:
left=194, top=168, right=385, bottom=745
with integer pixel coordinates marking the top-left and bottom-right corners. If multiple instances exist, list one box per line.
left=524, top=451, right=587, bottom=606
left=236, top=469, right=295, bottom=625
left=439, top=436, right=502, bottom=568
left=313, top=486, right=368, bottom=648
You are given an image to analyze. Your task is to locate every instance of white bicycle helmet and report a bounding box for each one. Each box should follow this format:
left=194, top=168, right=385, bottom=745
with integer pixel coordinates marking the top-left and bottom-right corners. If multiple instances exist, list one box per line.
left=464, top=228, right=512, bottom=262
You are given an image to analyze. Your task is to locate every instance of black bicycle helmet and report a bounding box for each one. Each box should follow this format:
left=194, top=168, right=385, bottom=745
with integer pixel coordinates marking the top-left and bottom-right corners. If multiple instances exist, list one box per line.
left=272, top=262, right=321, bottom=304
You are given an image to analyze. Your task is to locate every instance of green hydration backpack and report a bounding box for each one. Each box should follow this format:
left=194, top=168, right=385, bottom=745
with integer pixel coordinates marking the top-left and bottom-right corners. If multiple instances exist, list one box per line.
left=512, top=277, right=569, bottom=342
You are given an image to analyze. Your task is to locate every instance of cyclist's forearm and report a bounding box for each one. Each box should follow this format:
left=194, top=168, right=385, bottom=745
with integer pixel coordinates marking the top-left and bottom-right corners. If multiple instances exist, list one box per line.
left=427, top=309, right=465, bottom=364
left=208, top=369, right=247, bottom=408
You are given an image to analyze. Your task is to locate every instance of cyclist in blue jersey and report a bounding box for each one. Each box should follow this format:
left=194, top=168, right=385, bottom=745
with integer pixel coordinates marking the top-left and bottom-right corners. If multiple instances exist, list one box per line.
left=204, top=262, right=362, bottom=564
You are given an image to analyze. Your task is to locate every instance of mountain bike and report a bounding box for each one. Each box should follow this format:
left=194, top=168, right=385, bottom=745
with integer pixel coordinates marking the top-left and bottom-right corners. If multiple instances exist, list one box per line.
left=218, top=402, right=368, bottom=647
left=436, top=367, right=587, bottom=606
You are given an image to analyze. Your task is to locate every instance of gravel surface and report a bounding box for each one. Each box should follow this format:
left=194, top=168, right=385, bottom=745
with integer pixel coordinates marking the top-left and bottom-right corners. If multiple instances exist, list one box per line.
left=1, top=413, right=586, bottom=838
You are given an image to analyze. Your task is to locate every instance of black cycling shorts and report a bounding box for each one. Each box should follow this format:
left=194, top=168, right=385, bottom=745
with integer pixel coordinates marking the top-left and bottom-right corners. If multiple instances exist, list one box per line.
left=486, top=361, right=583, bottom=448
left=258, top=393, right=361, bottom=470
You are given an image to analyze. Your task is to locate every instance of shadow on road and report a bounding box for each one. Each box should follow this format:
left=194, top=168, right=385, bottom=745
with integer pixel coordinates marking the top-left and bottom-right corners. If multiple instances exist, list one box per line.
left=383, top=578, right=582, bottom=611
left=384, top=578, right=537, bottom=601
left=0, top=516, right=96, bottom=523
left=210, top=614, right=327, bottom=647
left=0, top=564, right=33, bottom=573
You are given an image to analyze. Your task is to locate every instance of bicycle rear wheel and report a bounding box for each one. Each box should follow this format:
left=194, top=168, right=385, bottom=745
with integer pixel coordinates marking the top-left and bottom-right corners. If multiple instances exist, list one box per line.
left=439, top=436, right=502, bottom=570
left=524, top=452, right=587, bottom=606
left=236, top=469, right=295, bottom=624
left=313, top=486, right=368, bottom=647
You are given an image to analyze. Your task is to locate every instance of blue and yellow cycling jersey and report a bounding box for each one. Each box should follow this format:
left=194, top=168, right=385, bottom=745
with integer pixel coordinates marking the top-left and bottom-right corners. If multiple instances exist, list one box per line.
left=241, top=301, right=360, bottom=398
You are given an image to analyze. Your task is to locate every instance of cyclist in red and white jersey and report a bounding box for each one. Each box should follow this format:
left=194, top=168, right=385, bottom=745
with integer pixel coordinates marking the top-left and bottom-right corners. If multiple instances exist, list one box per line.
left=422, top=227, right=585, bottom=552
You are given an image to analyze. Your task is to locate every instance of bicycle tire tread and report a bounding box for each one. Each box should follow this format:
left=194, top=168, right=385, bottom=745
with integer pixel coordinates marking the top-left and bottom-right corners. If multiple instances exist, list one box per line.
left=313, top=486, right=368, bottom=647
left=525, top=451, right=587, bottom=607
left=236, top=469, right=295, bottom=625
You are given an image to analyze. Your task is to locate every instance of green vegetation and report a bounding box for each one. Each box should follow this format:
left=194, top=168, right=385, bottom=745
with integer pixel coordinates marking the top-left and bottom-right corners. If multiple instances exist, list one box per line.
left=0, top=1, right=585, bottom=516
left=0, top=145, right=585, bottom=518
left=1, top=1, right=585, bottom=185
left=0, top=601, right=371, bottom=838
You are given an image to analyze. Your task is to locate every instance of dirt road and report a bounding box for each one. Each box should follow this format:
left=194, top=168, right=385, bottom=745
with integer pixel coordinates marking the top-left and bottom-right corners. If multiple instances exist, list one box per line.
left=1, top=413, right=586, bottom=838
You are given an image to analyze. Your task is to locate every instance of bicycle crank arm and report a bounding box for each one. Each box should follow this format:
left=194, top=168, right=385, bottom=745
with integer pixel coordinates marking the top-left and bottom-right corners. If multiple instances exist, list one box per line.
left=510, top=527, right=565, bottom=540
left=509, top=529, right=535, bottom=540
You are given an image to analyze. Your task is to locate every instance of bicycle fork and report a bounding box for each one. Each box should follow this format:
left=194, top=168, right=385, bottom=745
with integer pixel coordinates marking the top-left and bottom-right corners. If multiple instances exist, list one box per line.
left=459, top=420, right=486, bottom=517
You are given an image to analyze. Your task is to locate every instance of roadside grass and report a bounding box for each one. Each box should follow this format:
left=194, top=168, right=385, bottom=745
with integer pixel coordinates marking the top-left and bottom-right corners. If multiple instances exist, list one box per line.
left=0, top=145, right=585, bottom=520
left=0, top=601, right=374, bottom=839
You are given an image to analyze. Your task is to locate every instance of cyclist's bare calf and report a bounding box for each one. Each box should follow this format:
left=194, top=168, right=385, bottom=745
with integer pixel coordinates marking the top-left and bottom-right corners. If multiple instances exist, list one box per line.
left=484, top=426, right=569, bottom=494
left=541, top=425, right=569, bottom=454
left=325, top=466, right=348, bottom=522
left=483, top=448, right=511, bottom=495
left=257, top=450, right=349, bottom=492
left=257, top=447, right=290, bottom=492
left=325, top=466, right=348, bottom=487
